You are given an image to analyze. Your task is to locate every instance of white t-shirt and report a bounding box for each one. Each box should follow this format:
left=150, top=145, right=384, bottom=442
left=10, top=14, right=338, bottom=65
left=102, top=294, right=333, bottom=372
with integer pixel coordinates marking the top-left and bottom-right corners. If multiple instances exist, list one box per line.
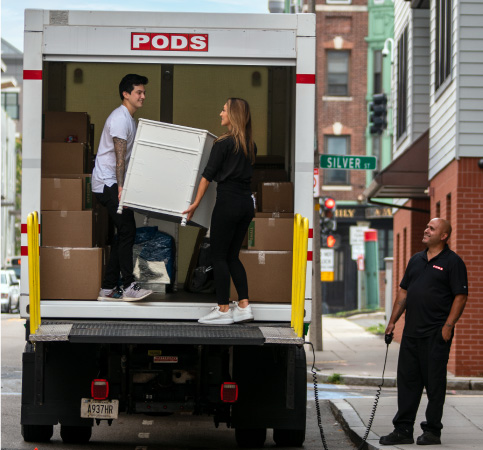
left=92, top=105, right=137, bottom=193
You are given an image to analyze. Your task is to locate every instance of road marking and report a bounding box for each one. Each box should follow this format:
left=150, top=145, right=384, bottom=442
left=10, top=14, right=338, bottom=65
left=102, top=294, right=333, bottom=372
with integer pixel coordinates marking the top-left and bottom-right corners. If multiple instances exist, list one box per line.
left=142, top=420, right=154, bottom=425
left=138, top=432, right=150, bottom=438
left=135, top=447, right=148, bottom=450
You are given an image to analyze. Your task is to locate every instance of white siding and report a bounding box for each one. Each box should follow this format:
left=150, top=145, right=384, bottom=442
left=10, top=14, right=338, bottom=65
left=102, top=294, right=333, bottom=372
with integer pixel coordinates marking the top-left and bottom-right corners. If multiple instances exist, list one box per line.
left=392, top=0, right=411, bottom=160
left=428, top=0, right=458, bottom=179
left=412, top=10, right=431, bottom=138
left=456, top=0, right=483, bottom=159
left=392, top=3, right=430, bottom=162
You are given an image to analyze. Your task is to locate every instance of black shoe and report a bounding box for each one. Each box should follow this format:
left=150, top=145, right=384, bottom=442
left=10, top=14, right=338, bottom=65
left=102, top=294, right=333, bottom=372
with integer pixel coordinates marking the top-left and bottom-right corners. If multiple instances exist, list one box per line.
left=379, top=430, right=414, bottom=446
left=417, top=431, right=441, bottom=445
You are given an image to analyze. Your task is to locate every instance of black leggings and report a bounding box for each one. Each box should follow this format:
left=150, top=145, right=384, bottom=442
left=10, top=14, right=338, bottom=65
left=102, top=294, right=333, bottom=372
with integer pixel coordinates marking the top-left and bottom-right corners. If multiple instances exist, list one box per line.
left=210, top=189, right=254, bottom=305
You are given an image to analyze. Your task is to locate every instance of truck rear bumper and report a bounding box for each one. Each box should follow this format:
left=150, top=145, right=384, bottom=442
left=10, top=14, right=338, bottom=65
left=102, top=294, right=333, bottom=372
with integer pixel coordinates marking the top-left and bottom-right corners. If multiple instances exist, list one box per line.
left=29, top=320, right=304, bottom=345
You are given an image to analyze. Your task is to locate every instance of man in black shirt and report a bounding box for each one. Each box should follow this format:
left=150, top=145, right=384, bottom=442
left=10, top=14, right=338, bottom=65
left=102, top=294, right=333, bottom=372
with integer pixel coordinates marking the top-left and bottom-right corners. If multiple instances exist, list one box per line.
left=380, top=218, right=468, bottom=446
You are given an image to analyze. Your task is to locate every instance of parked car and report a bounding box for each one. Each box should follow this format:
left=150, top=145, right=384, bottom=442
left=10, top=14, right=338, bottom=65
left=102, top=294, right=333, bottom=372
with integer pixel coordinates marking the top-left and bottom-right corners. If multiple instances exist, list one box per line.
left=1, top=269, right=20, bottom=313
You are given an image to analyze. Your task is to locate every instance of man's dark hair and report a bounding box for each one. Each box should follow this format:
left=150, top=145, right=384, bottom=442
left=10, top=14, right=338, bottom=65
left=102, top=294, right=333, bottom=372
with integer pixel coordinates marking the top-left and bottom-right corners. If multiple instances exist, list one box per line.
left=119, top=74, right=148, bottom=101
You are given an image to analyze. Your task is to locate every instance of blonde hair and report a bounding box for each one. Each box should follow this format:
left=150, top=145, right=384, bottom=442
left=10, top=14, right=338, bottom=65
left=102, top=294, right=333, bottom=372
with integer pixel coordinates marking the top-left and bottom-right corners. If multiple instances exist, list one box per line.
left=217, top=98, right=255, bottom=164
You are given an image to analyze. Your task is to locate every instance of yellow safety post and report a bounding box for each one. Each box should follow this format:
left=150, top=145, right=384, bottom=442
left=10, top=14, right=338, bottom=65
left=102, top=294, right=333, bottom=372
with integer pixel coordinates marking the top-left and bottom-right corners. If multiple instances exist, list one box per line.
left=291, top=214, right=302, bottom=328
left=291, top=214, right=309, bottom=338
left=27, top=211, right=41, bottom=335
left=294, top=217, right=309, bottom=337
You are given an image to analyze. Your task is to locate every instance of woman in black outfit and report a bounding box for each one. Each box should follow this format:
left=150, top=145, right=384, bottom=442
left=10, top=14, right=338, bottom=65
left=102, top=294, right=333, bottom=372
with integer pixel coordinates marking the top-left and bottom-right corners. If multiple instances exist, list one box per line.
left=183, top=98, right=256, bottom=324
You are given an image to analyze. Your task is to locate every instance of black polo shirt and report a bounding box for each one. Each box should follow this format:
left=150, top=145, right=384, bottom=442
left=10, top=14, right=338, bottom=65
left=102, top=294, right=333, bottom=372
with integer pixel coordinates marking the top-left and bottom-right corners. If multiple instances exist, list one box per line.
left=400, top=245, right=468, bottom=337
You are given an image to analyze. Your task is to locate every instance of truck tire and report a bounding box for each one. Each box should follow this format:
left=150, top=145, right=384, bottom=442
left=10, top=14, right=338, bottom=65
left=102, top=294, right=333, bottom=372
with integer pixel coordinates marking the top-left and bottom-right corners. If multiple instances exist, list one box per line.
left=60, top=425, right=92, bottom=444
left=21, top=424, right=53, bottom=442
left=235, top=428, right=266, bottom=448
left=273, top=428, right=305, bottom=447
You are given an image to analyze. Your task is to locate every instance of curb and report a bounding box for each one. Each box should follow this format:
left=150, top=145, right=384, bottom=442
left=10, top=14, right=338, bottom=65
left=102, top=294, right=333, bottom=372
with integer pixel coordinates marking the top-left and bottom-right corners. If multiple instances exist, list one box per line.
left=307, top=370, right=483, bottom=390
left=329, top=398, right=385, bottom=450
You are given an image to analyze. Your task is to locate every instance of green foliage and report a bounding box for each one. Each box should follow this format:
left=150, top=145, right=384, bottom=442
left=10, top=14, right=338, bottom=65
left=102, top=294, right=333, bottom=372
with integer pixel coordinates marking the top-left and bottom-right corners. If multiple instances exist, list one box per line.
left=327, top=373, right=342, bottom=384
left=366, top=323, right=386, bottom=335
left=328, top=308, right=384, bottom=318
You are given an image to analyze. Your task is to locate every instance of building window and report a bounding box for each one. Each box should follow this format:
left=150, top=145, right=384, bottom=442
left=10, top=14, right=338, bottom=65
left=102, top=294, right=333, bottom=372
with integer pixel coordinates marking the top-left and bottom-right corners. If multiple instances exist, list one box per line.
left=378, top=228, right=393, bottom=270
left=327, top=51, right=350, bottom=96
left=1, top=92, right=19, bottom=120
left=323, top=135, right=350, bottom=185
left=435, top=0, right=452, bottom=90
left=374, top=50, right=383, bottom=94
left=446, top=193, right=451, bottom=222
left=397, top=28, right=408, bottom=139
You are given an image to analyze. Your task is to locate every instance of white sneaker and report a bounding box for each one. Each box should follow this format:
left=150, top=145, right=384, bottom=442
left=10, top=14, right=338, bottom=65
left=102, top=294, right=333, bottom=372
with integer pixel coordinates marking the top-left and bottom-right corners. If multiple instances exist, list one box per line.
left=97, top=287, right=123, bottom=301
left=198, top=306, right=234, bottom=325
left=122, top=282, right=152, bottom=302
left=233, top=302, right=254, bottom=323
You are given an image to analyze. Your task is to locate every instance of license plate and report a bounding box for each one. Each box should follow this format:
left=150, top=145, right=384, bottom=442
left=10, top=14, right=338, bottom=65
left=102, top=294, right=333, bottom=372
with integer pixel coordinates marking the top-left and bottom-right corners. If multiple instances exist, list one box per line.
left=80, top=398, right=119, bottom=419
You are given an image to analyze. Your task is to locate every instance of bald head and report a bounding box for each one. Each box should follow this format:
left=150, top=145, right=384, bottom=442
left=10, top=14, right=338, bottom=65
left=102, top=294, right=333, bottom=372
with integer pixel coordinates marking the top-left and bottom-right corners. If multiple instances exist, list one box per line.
left=434, top=218, right=452, bottom=242
left=422, top=218, right=452, bottom=249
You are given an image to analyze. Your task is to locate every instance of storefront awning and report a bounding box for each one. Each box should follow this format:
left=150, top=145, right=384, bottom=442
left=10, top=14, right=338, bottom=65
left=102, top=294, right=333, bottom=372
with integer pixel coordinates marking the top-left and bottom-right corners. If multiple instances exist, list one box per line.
left=364, top=130, right=429, bottom=199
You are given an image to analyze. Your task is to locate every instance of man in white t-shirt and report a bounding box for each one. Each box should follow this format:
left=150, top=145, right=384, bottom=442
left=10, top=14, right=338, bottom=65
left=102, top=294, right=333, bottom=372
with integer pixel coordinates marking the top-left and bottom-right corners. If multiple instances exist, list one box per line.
left=92, top=74, right=152, bottom=302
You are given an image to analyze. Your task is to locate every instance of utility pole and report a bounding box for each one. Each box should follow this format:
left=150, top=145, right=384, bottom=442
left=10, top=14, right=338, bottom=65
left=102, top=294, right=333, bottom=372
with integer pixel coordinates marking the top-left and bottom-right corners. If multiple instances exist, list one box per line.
left=306, top=0, right=323, bottom=351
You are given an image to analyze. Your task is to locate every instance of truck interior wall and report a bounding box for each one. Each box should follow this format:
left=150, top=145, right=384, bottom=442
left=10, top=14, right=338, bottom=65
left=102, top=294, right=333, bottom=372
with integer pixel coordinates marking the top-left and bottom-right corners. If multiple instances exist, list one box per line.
left=172, top=65, right=269, bottom=156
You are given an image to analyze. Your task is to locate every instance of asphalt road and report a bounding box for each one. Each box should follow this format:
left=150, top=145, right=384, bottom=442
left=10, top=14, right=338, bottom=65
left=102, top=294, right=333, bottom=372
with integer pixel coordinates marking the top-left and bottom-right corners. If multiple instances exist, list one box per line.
left=1, top=314, right=365, bottom=450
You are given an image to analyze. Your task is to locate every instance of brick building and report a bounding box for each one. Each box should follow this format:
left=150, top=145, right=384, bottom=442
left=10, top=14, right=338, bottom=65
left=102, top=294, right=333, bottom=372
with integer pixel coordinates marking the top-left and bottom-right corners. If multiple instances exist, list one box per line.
left=365, top=0, right=483, bottom=376
left=313, top=0, right=394, bottom=313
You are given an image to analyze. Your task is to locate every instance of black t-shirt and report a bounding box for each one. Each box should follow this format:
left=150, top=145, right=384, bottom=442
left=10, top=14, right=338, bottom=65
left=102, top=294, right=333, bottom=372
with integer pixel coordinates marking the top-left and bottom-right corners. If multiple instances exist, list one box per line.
left=400, top=245, right=468, bottom=337
left=202, top=136, right=256, bottom=192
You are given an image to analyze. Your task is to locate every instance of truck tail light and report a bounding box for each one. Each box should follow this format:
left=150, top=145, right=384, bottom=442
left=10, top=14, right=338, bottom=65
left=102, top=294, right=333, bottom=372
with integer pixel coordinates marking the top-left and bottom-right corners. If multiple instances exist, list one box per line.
left=91, top=379, right=109, bottom=400
left=220, top=382, right=238, bottom=403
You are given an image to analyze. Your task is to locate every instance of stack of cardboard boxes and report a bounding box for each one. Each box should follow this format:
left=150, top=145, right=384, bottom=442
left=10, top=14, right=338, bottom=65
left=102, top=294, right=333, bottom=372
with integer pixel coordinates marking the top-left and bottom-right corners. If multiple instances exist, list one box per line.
left=40, top=112, right=107, bottom=300
left=232, top=161, right=294, bottom=303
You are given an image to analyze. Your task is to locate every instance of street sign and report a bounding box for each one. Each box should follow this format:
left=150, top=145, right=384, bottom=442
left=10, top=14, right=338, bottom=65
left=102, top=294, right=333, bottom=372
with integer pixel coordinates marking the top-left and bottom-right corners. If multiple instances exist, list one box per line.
left=320, top=155, right=376, bottom=170
left=350, top=226, right=369, bottom=261
left=321, top=249, right=334, bottom=282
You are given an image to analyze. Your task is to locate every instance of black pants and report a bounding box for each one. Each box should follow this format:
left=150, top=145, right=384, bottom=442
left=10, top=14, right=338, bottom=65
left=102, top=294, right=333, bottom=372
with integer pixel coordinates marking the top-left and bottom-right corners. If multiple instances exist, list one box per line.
left=210, top=189, right=254, bottom=305
left=393, top=330, right=453, bottom=437
left=94, top=184, right=136, bottom=289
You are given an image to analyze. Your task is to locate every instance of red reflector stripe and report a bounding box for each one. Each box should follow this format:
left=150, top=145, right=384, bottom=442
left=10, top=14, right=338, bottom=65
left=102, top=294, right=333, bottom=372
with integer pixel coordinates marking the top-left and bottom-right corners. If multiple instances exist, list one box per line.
left=307, top=251, right=313, bottom=261
left=296, top=74, right=316, bottom=84
left=21, top=224, right=40, bottom=233
left=308, top=228, right=313, bottom=239
left=21, top=246, right=28, bottom=256
left=24, top=70, right=43, bottom=80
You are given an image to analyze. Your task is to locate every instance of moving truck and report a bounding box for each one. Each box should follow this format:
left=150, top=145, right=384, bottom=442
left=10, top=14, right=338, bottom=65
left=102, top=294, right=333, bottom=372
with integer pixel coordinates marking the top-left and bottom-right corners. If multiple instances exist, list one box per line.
left=20, top=9, right=315, bottom=447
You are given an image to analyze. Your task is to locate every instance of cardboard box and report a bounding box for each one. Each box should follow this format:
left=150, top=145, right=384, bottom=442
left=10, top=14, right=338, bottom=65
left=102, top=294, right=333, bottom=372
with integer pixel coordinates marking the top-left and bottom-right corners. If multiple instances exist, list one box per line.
left=230, top=250, right=292, bottom=303
left=43, top=111, right=90, bottom=143
left=40, top=247, right=103, bottom=300
left=41, top=211, right=95, bottom=248
left=42, top=174, right=93, bottom=209
left=42, top=143, right=86, bottom=175
left=41, top=178, right=83, bottom=211
left=258, top=182, right=294, bottom=213
left=251, top=168, right=288, bottom=192
left=248, top=218, right=293, bottom=251
left=255, top=212, right=294, bottom=219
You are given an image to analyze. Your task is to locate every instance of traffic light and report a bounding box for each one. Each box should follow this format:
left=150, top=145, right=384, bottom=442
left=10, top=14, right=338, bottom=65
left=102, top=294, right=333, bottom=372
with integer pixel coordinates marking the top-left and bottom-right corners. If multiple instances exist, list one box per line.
left=320, top=197, right=337, bottom=234
left=369, top=93, right=387, bottom=135
left=326, top=233, right=341, bottom=249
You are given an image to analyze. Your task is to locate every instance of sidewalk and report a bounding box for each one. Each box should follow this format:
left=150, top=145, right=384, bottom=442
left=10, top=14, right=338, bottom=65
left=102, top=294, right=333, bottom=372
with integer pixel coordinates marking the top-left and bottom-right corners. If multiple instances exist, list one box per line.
left=307, top=314, right=483, bottom=449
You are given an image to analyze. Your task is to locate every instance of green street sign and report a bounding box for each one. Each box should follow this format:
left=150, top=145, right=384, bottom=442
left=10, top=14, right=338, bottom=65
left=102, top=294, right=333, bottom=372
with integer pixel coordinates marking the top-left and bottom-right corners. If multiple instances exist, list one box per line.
left=320, top=155, right=377, bottom=170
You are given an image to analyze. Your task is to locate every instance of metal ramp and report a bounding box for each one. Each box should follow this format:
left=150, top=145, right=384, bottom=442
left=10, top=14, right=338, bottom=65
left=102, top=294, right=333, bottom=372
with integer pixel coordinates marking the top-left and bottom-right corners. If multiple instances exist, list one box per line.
left=29, top=320, right=304, bottom=346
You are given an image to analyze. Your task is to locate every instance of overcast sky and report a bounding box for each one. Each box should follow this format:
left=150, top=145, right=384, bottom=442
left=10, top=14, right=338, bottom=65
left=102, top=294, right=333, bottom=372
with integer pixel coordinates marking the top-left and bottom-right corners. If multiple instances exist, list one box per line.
left=1, top=0, right=270, bottom=53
